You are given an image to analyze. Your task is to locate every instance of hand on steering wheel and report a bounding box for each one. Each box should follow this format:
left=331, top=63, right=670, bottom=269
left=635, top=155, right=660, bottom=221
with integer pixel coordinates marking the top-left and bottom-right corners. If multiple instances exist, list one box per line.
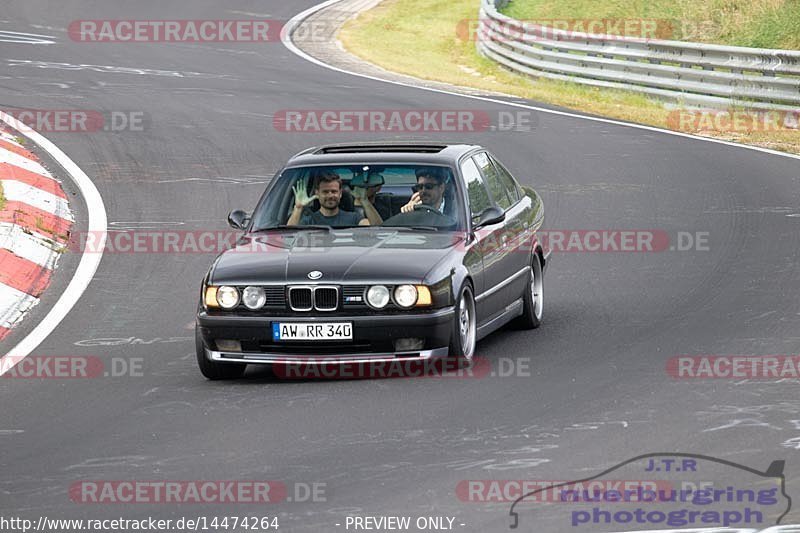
left=413, top=203, right=439, bottom=214
left=401, top=191, right=422, bottom=213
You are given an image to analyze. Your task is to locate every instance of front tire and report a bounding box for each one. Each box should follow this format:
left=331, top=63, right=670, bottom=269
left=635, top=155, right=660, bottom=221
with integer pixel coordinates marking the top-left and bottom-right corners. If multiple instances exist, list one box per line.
left=514, top=253, right=544, bottom=330
left=195, top=326, right=246, bottom=380
left=449, top=283, right=477, bottom=362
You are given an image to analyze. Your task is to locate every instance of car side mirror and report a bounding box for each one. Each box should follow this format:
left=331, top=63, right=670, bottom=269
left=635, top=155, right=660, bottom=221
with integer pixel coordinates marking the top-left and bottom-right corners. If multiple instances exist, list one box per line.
left=227, top=209, right=250, bottom=230
left=473, top=206, right=505, bottom=229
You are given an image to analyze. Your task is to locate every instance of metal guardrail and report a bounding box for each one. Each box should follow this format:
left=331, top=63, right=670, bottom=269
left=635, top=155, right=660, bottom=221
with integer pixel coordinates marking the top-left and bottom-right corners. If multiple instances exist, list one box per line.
left=477, top=0, right=800, bottom=110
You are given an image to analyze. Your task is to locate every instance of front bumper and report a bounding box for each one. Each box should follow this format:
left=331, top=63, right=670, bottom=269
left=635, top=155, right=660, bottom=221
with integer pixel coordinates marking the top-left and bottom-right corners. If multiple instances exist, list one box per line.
left=197, top=307, right=455, bottom=364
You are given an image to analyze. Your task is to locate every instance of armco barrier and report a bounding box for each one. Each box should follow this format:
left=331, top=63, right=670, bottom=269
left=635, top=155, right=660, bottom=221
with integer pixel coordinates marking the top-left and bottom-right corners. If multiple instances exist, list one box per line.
left=477, top=0, right=800, bottom=111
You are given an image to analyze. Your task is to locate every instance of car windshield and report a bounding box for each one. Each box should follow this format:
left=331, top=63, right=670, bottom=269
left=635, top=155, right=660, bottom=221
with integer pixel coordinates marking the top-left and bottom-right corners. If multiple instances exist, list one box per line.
left=250, top=164, right=465, bottom=231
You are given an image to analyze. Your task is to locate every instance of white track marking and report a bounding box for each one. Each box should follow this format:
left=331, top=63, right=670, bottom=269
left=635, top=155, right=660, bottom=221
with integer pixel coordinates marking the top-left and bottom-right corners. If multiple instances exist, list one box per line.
left=0, top=179, right=73, bottom=220
left=0, top=111, right=106, bottom=375
left=0, top=30, right=55, bottom=44
left=281, top=0, right=800, bottom=163
left=6, top=59, right=234, bottom=79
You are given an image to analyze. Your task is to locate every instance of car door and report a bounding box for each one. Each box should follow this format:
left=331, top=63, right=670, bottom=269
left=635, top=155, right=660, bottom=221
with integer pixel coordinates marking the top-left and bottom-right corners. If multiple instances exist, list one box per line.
left=486, top=153, right=532, bottom=299
left=458, top=156, right=492, bottom=323
left=463, top=153, right=510, bottom=323
left=473, top=151, right=529, bottom=319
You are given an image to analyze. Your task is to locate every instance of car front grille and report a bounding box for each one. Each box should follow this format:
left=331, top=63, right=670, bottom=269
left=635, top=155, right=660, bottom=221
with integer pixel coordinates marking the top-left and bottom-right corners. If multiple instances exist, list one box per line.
left=288, top=287, right=313, bottom=311
left=242, top=340, right=396, bottom=355
left=288, top=286, right=339, bottom=312
left=314, top=287, right=338, bottom=311
left=265, top=286, right=286, bottom=307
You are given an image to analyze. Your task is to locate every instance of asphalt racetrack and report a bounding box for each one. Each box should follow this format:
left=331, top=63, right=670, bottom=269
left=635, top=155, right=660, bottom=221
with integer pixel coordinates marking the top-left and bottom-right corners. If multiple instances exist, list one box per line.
left=2, top=1, right=800, bottom=532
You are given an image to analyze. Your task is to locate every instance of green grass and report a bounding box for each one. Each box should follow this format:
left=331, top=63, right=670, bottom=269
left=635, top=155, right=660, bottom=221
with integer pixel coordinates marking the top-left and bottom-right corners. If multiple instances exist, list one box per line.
left=502, top=0, right=800, bottom=49
left=0, top=181, right=6, bottom=211
left=340, top=0, right=659, bottom=110
left=339, top=0, right=800, bottom=154
left=34, top=216, right=69, bottom=241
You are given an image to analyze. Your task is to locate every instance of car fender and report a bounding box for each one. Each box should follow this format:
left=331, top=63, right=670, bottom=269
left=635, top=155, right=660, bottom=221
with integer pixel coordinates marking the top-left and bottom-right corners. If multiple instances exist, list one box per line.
left=521, top=185, right=547, bottom=273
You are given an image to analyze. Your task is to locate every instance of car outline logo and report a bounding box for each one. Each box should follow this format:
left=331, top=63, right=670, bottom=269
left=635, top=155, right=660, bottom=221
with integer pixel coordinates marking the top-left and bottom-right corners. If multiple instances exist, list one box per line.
left=308, top=271, right=323, bottom=280
left=508, top=452, right=792, bottom=530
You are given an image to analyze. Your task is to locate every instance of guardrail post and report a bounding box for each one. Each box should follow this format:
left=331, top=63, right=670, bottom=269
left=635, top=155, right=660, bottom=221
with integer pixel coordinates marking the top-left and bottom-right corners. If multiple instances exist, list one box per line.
left=476, top=0, right=800, bottom=110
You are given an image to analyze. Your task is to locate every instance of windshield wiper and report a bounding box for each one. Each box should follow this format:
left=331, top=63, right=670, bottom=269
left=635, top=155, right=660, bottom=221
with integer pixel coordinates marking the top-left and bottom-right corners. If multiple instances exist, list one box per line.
left=250, top=225, right=333, bottom=233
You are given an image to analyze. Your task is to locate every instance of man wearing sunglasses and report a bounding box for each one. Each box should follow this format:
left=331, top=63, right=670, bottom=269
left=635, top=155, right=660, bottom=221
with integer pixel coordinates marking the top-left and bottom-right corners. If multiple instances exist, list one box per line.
left=400, top=167, right=447, bottom=214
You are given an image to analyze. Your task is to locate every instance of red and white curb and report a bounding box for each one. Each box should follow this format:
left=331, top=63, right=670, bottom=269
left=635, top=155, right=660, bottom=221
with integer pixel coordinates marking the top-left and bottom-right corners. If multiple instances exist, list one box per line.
left=0, top=127, right=74, bottom=341
left=0, top=111, right=106, bottom=376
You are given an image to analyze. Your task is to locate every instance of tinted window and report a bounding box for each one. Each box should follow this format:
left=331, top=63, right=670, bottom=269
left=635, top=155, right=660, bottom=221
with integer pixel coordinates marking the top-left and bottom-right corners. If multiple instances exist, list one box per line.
left=473, top=152, right=511, bottom=209
left=460, top=157, right=493, bottom=217
left=488, top=155, right=521, bottom=203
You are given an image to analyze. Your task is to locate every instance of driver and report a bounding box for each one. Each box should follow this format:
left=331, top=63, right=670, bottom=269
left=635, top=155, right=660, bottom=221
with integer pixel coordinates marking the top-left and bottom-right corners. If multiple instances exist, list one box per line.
left=287, top=170, right=381, bottom=227
left=400, top=167, right=447, bottom=213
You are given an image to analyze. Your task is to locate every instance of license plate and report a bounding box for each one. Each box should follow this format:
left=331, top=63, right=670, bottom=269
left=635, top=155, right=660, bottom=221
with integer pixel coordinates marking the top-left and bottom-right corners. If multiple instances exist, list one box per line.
left=272, top=322, right=353, bottom=341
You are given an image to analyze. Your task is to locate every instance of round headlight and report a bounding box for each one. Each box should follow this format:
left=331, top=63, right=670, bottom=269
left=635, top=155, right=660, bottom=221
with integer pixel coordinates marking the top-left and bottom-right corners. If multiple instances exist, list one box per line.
left=366, top=285, right=390, bottom=309
left=394, top=285, right=418, bottom=308
left=217, top=286, right=240, bottom=309
left=242, top=286, right=266, bottom=310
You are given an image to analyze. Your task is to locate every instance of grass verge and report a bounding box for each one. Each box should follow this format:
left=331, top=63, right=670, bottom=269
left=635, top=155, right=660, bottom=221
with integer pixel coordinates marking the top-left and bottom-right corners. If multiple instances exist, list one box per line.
left=503, top=0, right=800, bottom=49
left=0, top=181, right=6, bottom=211
left=338, top=0, right=800, bottom=154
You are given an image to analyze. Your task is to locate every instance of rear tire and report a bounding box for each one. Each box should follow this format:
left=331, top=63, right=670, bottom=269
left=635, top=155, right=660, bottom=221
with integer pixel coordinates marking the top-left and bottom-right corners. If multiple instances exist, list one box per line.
left=514, top=253, right=543, bottom=330
left=195, top=326, right=246, bottom=380
left=449, top=283, right=477, bottom=362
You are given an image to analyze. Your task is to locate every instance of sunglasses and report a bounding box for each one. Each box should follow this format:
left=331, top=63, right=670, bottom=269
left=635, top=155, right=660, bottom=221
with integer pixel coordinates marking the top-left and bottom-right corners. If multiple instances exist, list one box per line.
left=414, top=183, right=441, bottom=191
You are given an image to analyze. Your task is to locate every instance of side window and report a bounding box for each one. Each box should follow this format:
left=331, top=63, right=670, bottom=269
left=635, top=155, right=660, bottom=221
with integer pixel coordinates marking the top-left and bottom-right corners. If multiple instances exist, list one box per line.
left=473, top=152, right=511, bottom=210
left=488, top=155, right=521, bottom=203
left=460, top=157, right=493, bottom=218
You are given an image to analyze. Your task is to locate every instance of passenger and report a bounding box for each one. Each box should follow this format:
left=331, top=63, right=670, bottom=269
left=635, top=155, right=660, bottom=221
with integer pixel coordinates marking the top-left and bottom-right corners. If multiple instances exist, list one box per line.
left=352, top=171, right=390, bottom=222
left=401, top=167, right=448, bottom=213
left=287, top=170, right=381, bottom=226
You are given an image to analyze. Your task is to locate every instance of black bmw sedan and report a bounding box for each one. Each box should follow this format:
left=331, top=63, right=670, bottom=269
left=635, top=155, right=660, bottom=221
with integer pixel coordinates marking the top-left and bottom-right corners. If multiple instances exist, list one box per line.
left=196, top=142, right=548, bottom=379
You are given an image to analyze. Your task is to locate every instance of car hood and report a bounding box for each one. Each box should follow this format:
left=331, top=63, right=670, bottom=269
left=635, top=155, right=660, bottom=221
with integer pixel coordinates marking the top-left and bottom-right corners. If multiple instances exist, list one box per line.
left=209, top=229, right=463, bottom=285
